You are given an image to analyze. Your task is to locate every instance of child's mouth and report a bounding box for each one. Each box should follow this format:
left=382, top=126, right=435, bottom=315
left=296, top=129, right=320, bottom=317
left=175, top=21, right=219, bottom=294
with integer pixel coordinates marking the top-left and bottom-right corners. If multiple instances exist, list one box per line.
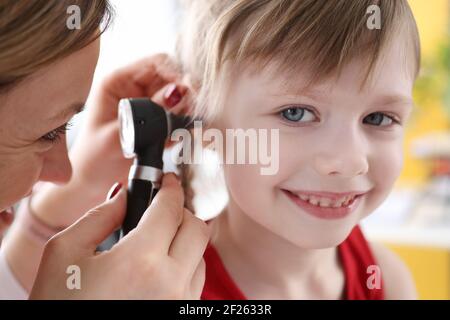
left=281, top=189, right=365, bottom=220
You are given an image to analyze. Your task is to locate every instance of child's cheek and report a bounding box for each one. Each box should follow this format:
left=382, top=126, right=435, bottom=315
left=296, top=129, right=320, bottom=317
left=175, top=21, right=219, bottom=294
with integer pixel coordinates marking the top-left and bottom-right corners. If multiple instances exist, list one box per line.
left=363, top=142, right=404, bottom=218
left=222, top=162, right=280, bottom=221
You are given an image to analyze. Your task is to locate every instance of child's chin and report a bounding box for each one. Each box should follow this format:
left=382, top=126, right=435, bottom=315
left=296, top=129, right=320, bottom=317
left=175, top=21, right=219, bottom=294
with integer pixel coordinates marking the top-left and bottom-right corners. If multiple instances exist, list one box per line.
left=280, top=226, right=355, bottom=250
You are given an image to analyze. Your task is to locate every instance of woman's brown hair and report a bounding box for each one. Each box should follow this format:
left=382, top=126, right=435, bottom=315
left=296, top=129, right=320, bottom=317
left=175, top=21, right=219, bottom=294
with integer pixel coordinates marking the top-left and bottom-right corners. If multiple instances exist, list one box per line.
left=0, top=0, right=114, bottom=92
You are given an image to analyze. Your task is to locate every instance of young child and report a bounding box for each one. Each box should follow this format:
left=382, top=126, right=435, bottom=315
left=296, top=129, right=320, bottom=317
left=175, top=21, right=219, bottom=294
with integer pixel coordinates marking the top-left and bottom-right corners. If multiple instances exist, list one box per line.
left=176, top=0, right=420, bottom=299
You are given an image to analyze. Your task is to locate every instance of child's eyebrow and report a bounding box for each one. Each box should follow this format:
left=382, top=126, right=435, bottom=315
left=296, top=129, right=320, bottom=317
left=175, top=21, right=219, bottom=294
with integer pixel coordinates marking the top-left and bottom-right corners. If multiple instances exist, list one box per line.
left=270, top=88, right=331, bottom=103
left=269, top=88, right=413, bottom=111
left=370, top=94, right=413, bottom=109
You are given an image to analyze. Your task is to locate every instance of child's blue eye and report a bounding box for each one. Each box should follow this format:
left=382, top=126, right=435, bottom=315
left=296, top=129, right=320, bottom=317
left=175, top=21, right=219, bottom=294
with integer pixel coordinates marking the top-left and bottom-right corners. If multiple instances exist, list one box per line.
left=363, top=112, right=398, bottom=127
left=280, top=107, right=316, bottom=123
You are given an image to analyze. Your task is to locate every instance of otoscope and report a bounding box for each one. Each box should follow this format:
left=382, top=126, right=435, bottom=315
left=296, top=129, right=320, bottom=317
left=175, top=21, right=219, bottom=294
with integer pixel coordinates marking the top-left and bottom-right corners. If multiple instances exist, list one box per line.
left=118, top=98, right=193, bottom=236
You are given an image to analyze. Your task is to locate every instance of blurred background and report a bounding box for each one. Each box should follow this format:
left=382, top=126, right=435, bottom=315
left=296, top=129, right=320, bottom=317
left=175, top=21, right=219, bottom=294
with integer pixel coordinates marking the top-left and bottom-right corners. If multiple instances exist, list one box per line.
left=69, top=0, right=450, bottom=299
left=361, top=0, right=450, bottom=300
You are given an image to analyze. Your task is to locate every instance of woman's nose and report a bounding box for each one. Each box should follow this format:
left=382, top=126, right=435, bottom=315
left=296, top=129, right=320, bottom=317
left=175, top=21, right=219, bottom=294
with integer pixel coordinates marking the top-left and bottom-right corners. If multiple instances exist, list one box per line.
left=38, top=138, right=73, bottom=184
left=312, top=129, right=369, bottom=178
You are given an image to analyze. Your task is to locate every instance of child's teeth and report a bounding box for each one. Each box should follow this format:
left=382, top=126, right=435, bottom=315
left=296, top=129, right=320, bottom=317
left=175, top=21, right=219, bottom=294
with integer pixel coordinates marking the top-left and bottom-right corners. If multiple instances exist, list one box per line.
left=299, top=194, right=309, bottom=201
left=308, top=196, right=319, bottom=205
left=292, top=192, right=359, bottom=208
left=318, top=198, right=332, bottom=207
left=332, top=199, right=344, bottom=208
left=343, top=196, right=351, bottom=206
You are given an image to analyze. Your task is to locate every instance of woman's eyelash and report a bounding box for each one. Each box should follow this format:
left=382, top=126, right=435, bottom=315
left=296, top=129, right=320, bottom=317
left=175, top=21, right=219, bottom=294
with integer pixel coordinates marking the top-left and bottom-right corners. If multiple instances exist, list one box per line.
left=41, top=121, right=73, bottom=143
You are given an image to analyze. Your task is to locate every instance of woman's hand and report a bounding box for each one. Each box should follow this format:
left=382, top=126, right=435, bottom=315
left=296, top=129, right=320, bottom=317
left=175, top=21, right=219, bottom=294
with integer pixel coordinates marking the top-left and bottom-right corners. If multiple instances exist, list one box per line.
left=71, top=54, right=191, bottom=193
left=0, top=209, right=14, bottom=239
left=30, top=173, right=210, bottom=299
left=1, top=54, right=195, bottom=293
left=32, top=54, right=192, bottom=227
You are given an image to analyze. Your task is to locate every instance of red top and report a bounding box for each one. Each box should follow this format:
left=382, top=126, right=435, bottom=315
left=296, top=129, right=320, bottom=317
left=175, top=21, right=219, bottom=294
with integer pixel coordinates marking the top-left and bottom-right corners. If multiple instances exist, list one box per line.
left=201, top=225, right=384, bottom=300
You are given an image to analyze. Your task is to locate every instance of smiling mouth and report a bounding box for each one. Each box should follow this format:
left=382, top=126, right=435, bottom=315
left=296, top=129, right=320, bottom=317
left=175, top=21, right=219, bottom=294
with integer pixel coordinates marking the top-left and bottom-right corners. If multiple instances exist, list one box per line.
left=287, top=191, right=360, bottom=208
left=281, top=189, right=367, bottom=220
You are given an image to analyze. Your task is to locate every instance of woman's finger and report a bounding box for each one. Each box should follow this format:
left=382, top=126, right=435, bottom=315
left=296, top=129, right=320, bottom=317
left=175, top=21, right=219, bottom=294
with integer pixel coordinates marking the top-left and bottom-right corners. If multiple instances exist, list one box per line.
left=56, top=183, right=127, bottom=255
left=89, top=54, right=184, bottom=126
left=189, top=258, right=206, bottom=299
left=111, top=54, right=182, bottom=100
left=0, top=210, right=14, bottom=236
left=151, top=82, right=193, bottom=115
left=130, top=173, right=185, bottom=254
left=168, top=208, right=210, bottom=272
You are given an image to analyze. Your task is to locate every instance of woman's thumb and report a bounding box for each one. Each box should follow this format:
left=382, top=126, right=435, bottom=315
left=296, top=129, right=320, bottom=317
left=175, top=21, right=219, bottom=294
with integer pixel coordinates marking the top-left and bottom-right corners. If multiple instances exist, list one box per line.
left=58, top=183, right=127, bottom=254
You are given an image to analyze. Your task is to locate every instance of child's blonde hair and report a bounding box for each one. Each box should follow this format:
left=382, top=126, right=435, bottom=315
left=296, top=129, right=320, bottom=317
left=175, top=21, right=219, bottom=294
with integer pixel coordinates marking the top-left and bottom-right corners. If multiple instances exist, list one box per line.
left=175, top=0, right=420, bottom=212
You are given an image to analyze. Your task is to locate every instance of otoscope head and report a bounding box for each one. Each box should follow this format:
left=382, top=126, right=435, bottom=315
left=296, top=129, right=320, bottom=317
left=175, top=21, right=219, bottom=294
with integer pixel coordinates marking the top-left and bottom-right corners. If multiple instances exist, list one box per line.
left=118, top=98, right=193, bottom=168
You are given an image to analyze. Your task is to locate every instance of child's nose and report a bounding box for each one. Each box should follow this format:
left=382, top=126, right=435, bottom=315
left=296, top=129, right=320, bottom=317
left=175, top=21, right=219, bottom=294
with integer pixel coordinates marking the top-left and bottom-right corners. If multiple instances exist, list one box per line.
left=312, top=132, right=369, bottom=178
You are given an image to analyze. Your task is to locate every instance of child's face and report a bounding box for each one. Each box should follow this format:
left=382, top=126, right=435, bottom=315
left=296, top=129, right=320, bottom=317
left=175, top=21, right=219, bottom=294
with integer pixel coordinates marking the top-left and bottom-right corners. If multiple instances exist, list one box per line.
left=214, top=42, right=414, bottom=248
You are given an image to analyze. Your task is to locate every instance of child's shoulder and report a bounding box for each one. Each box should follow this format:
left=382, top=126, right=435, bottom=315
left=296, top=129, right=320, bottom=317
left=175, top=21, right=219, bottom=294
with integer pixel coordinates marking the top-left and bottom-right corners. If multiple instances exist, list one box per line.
left=368, top=242, right=417, bottom=300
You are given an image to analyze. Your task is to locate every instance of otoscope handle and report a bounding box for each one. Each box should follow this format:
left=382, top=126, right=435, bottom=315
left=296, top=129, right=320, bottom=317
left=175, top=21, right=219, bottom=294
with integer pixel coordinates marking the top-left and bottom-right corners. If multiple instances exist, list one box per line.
left=121, top=179, right=160, bottom=236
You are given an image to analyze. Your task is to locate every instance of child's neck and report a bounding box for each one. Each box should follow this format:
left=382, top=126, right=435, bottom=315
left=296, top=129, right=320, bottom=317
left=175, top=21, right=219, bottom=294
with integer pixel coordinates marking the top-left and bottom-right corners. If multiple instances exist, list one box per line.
left=210, top=199, right=345, bottom=299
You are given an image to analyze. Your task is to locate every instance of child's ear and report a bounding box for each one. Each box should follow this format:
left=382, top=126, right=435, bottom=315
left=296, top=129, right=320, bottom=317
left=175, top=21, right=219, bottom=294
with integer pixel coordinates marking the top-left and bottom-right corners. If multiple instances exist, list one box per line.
left=181, top=73, right=201, bottom=95
left=179, top=72, right=204, bottom=119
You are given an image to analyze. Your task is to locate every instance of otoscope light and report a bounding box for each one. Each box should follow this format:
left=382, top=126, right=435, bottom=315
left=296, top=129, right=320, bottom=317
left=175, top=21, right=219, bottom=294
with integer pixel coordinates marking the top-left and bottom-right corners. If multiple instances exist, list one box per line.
left=118, top=99, right=136, bottom=159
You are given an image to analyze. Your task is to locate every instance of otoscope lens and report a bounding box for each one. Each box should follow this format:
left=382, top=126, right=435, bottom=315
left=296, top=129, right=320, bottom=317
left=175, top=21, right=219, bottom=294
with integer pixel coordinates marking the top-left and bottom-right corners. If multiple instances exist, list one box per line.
left=118, top=99, right=136, bottom=158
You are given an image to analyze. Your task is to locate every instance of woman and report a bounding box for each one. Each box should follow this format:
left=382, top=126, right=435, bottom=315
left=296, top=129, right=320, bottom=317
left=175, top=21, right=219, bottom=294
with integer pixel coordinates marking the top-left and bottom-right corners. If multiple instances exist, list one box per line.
left=0, top=0, right=209, bottom=299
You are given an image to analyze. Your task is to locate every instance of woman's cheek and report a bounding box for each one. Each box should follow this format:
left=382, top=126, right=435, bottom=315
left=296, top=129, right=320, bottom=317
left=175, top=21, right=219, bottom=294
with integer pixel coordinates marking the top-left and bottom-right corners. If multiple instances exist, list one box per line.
left=0, top=154, right=43, bottom=209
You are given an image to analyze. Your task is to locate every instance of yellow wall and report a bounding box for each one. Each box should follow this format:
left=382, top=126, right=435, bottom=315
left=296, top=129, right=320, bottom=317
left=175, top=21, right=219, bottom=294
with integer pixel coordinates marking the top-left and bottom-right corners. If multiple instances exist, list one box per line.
left=410, top=0, right=449, bottom=57
left=387, top=1, right=450, bottom=300
left=399, top=0, right=450, bottom=187
left=387, top=244, right=450, bottom=299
